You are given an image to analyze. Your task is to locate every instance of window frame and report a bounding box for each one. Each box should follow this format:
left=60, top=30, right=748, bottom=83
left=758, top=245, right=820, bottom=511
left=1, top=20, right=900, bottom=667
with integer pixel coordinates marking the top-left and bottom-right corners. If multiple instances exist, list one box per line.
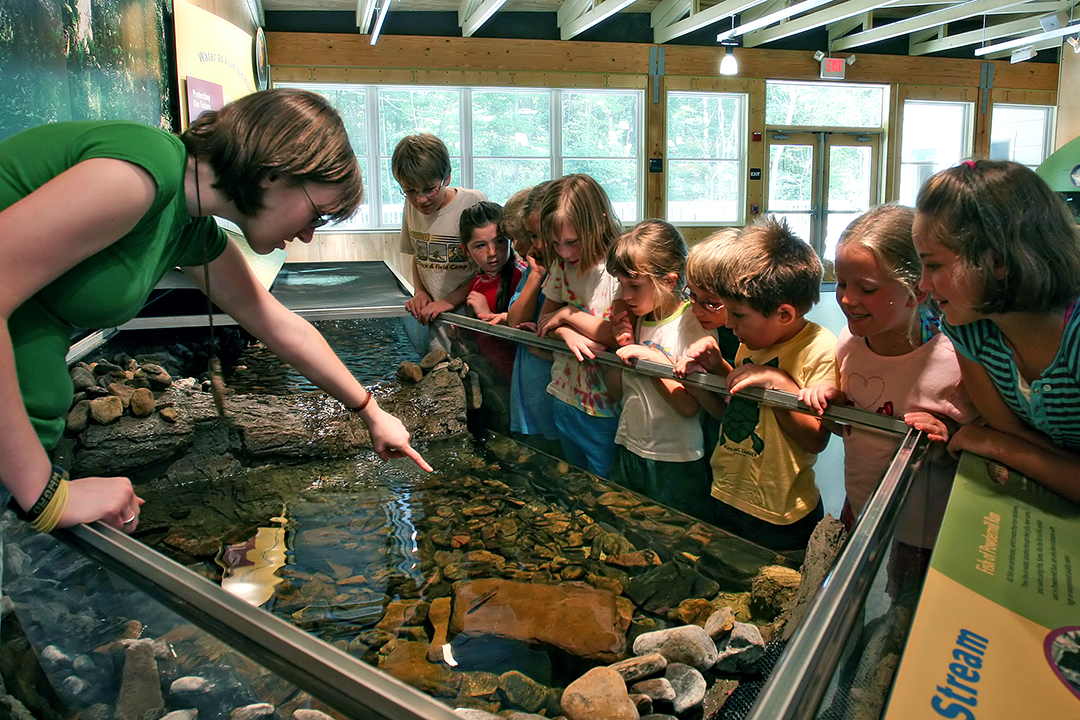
left=897, top=98, right=975, bottom=207
left=276, top=81, right=646, bottom=231
left=664, top=89, right=749, bottom=226
left=989, top=102, right=1056, bottom=171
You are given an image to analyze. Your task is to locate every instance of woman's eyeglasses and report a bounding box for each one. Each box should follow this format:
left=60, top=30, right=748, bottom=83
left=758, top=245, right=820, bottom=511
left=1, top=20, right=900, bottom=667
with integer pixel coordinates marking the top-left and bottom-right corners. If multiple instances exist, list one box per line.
left=300, top=184, right=331, bottom=229
left=399, top=182, right=443, bottom=199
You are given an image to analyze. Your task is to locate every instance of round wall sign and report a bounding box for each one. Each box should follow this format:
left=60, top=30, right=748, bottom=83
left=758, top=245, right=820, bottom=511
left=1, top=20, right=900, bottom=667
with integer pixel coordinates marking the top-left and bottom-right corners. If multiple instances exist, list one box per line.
left=254, top=27, right=269, bottom=91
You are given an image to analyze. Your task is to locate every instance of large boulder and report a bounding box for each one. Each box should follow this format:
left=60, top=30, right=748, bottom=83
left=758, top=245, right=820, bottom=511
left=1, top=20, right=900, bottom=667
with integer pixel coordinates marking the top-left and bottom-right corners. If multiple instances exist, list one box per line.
left=449, top=579, right=626, bottom=661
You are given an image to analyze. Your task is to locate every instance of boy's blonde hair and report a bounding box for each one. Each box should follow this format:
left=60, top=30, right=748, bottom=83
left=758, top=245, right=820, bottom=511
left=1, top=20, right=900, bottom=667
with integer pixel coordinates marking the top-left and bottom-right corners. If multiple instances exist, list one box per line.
left=391, top=133, right=452, bottom=188
left=539, top=174, right=623, bottom=270
left=607, top=220, right=687, bottom=314
left=707, top=216, right=822, bottom=316
left=687, top=228, right=740, bottom=294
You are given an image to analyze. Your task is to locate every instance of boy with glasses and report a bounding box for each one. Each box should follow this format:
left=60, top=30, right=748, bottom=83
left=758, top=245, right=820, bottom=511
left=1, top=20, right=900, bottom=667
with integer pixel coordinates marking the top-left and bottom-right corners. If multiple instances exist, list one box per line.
left=393, top=133, right=487, bottom=353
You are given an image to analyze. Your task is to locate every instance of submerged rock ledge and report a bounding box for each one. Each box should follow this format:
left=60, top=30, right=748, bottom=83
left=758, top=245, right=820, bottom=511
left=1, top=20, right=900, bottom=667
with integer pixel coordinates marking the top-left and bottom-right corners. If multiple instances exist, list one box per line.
left=69, top=363, right=469, bottom=480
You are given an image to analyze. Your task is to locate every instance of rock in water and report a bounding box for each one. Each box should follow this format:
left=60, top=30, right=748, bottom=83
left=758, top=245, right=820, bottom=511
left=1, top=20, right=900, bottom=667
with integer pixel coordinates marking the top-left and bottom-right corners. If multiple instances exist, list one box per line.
left=714, top=622, right=765, bottom=673
left=449, top=579, right=626, bottom=661
left=561, top=666, right=638, bottom=720
left=665, top=662, right=706, bottom=714
left=115, top=640, right=164, bottom=720
left=632, top=625, right=718, bottom=671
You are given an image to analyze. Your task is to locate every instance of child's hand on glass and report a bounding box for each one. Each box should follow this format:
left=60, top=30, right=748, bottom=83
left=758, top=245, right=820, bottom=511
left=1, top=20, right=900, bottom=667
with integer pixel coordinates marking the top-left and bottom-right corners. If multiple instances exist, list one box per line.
left=405, top=290, right=432, bottom=319
left=798, top=384, right=844, bottom=415
left=678, top=336, right=728, bottom=375
left=726, top=364, right=798, bottom=394
left=904, top=411, right=953, bottom=443
left=616, top=343, right=669, bottom=366
left=537, top=305, right=572, bottom=337
left=555, top=327, right=606, bottom=361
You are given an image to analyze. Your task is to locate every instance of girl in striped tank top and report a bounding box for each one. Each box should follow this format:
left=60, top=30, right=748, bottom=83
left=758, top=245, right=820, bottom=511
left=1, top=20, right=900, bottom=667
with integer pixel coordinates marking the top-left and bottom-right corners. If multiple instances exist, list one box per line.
left=913, top=159, right=1080, bottom=503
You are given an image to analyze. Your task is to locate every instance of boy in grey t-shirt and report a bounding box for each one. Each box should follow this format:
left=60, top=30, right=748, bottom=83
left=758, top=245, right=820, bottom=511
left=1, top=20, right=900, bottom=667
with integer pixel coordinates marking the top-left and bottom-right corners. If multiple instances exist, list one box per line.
left=393, top=133, right=487, bottom=330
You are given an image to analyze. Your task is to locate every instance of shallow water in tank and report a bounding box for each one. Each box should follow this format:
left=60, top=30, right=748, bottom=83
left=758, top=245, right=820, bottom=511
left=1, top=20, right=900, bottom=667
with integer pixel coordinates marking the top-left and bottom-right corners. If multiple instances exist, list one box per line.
left=226, top=317, right=416, bottom=395
left=135, top=431, right=793, bottom=699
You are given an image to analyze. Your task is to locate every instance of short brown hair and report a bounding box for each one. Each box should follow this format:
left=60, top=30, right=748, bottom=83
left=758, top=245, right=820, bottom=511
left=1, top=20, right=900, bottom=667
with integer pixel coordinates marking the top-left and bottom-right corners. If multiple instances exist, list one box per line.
left=916, top=159, right=1080, bottom=313
left=607, top=220, right=687, bottom=312
left=181, top=88, right=363, bottom=221
left=710, top=216, right=822, bottom=316
left=391, top=133, right=452, bottom=188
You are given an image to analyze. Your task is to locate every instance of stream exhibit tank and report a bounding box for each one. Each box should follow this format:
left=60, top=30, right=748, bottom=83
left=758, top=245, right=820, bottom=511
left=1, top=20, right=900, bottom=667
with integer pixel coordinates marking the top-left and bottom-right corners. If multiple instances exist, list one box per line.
left=3, top=314, right=918, bottom=719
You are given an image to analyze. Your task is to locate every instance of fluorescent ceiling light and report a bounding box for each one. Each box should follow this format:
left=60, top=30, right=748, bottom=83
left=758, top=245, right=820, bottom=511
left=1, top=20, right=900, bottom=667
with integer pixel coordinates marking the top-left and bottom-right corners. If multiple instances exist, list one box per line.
left=974, top=21, right=1080, bottom=56
left=1010, top=44, right=1037, bottom=62
left=369, top=0, right=392, bottom=45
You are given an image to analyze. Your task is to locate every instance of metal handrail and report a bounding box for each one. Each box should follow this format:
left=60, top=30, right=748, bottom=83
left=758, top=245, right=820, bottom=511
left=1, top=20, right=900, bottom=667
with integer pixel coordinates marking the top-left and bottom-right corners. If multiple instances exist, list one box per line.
left=439, top=312, right=909, bottom=436
left=59, top=523, right=460, bottom=720
left=744, top=429, right=930, bottom=720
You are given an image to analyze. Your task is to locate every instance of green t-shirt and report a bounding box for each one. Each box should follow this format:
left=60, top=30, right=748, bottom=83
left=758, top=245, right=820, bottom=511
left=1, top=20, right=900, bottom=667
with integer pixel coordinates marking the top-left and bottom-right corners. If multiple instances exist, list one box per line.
left=0, top=120, right=228, bottom=450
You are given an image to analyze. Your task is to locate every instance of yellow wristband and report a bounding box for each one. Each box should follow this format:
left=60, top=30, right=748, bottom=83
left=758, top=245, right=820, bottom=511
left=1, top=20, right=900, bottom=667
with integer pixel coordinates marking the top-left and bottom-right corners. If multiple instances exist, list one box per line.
left=30, top=478, right=69, bottom=533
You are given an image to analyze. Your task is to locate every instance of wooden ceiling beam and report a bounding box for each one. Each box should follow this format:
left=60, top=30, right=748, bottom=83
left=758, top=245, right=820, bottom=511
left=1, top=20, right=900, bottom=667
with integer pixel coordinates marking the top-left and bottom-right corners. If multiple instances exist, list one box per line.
left=561, top=0, right=638, bottom=39
left=910, top=16, right=1043, bottom=54
left=653, top=0, right=762, bottom=45
left=830, top=0, right=1034, bottom=51
left=742, top=0, right=899, bottom=48
left=460, top=0, right=509, bottom=36
left=356, top=0, right=378, bottom=33
left=651, top=0, right=691, bottom=29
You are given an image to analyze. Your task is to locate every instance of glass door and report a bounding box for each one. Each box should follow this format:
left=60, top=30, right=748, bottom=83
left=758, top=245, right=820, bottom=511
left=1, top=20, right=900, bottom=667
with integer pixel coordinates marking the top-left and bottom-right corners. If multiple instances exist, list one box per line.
left=766, top=131, right=880, bottom=263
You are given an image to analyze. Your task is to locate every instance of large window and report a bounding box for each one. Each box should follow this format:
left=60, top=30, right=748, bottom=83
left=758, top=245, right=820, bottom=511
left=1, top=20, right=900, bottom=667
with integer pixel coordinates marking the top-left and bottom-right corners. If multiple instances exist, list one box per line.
left=278, top=83, right=644, bottom=230
left=898, top=100, right=973, bottom=206
left=765, top=81, right=885, bottom=128
left=990, top=103, right=1055, bottom=170
left=666, top=91, right=746, bottom=224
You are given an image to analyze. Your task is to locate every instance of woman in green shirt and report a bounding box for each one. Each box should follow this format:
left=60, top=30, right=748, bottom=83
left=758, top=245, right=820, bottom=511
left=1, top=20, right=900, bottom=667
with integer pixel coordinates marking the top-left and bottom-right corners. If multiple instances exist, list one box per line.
left=0, top=88, right=431, bottom=535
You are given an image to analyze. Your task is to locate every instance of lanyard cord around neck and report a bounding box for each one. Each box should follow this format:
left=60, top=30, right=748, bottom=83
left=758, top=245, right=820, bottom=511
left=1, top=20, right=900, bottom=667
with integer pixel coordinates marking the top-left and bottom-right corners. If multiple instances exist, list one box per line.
left=194, top=155, right=226, bottom=416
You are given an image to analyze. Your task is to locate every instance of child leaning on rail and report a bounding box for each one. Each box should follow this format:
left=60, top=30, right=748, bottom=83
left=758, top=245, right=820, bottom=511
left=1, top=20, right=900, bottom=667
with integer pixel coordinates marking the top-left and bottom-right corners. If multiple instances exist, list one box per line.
left=603, top=220, right=711, bottom=520
left=798, top=205, right=978, bottom=571
left=913, top=159, right=1080, bottom=504
left=535, top=174, right=623, bottom=477
left=458, top=200, right=524, bottom=383
left=506, top=182, right=560, bottom=444
left=674, top=216, right=837, bottom=552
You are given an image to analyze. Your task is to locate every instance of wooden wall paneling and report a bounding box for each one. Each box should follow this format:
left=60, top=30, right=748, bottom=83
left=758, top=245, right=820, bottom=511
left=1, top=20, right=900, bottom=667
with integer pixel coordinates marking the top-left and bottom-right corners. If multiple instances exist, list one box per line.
left=884, top=84, right=901, bottom=202
left=267, top=34, right=652, bottom=75
left=746, top=78, right=766, bottom=224
left=646, top=69, right=666, bottom=220
left=273, top=66, right=314, bottom=82
left=974, top=81, right=992, bottom=160
left=311, top=68, right=418, bottom=84
left=1057, top=44, right=1080, bottom=149
left=990, top=89, right=1057, bottom=106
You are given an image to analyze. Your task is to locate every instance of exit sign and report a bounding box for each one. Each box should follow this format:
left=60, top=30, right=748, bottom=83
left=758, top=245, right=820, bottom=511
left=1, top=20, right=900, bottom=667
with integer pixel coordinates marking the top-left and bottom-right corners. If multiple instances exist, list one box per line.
left=820, top=57, right=846, bottom=80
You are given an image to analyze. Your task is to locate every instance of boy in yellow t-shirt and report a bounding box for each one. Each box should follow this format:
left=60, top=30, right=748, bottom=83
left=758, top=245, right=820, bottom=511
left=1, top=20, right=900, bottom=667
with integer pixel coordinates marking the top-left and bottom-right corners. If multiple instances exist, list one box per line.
left=678, top=216, right=837, bottom=551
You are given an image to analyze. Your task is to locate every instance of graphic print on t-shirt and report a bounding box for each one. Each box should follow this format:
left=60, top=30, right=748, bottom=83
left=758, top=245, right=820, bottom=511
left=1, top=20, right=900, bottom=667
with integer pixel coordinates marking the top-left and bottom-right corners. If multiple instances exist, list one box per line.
left=412, top=231, right=471, bottom=274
